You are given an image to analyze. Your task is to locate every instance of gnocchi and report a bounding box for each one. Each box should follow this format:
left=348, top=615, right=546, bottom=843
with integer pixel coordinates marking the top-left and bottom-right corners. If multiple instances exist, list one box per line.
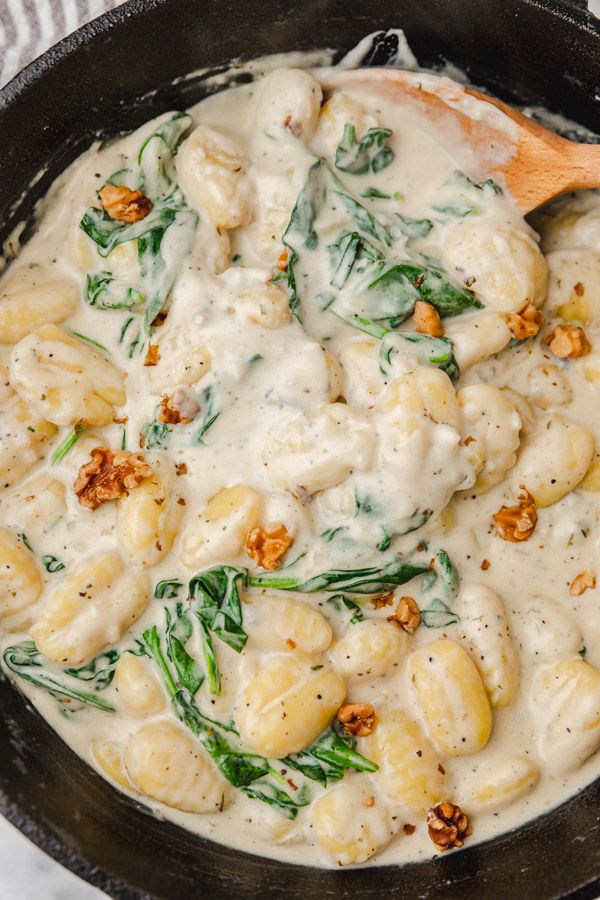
left=237, top=655, right=345, bottom=757
left=457, top=383, right=522, bottom=491
left=9, top=325, right=125, bottom=426
left=124, top=721, right=225, bottom=813
left=118, top=464, right=183, bottom=567
left=312, top=779, right=396, bottom=865
left=31, top=552, right=149, bottom=666
left=180, top=483, right=262, bottom=568
left=329, top=619, right=406, bottom=680
left=410, top=639, right=493, bottom=755
left=0, top=270, right=78, bottom=344
left=0, top=528, right=43, bottom=632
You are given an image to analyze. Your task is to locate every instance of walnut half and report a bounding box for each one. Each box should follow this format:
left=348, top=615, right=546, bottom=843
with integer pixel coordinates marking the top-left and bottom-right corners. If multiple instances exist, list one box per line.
left=508, top=303, right=544, bottom=340
left=414, top=300, right=444, bottom=337
left=546, top=324, right=591, bottom=359
left=492, top=487, right=537, bottom=542
left=74, top=447, right=153, bottom=510
left=99, top=184, right=152, bottom=223
left=246, top=523, right=293, bottom=570
left=427, top=801, right=472, bottom=851
left=387, top=595, right=421, bottom=633
left=337, top=703, right=376, bottom=737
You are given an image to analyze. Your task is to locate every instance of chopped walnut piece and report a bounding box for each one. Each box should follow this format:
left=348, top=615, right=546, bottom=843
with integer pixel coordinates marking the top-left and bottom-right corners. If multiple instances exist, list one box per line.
left=74, top=447, right=152, bottom=510
left=283, top=114, right=303, bottom=138
left=427, top=802, right=472, bottom=851
left=113, top=416, right=128, bottom=425
left=337, top=703, right=376, bottom=737
left=371, top=591, right=394, bottom=609
left=144, top=343, right=160, bottom=367
left=574, top=281, right=585, bottom=297
left=508, top=303, right=545, bottom=340
left=387, top=596, right=421, bottom=633
left=246, top=523, right=293, bottom=570
left=363, top=796, right=375, bottom=808
left=99, top=184, right=152, bottom=223
left=481, top=559, right=491, bottom=571
left=175, top=462, right=188, bottom=476
left=492, top=487, right=537, bottom=542
left=414, top=300, right=444, bottom=337
left=276, top=249, right=289, bottom=272
left=546, top=324, right=591, bottom=359
left=157, top=390, right=200, bottom=425
left=403, top=824, right=416, bottom=836
left=569, top=571, right=597, bottom=596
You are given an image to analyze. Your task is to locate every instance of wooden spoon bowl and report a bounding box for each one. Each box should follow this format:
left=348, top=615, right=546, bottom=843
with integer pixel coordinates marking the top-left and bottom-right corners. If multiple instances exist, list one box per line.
left=324, top=67, right=600, bottom=212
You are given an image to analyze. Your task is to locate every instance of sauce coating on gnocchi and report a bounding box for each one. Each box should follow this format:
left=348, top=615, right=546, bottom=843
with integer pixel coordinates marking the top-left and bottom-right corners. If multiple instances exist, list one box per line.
left=3, top=46, right=600, bottom=870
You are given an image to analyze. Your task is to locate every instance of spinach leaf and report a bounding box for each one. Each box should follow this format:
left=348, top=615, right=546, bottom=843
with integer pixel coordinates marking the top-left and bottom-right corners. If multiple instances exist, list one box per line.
left=155, top=579, right=184, bottom=599
left=283, top=726, right=377, bottom=787
left=197, top=617, right=221, bottom=695
left=379, top=331, right=460, bottom=381
left=445, top=170, right=502, bottom=195
left=328, top=231, right=383, bottom=290
left=188, top=566, right=247, bottom=653
left=326, top=593, right=364, bottom=624
left=335, top=124, right=394, bottom=175
left=320, top=526, right=348, bottom=542
left=50, top=423, right=85, bottom=464
left=165, top=602, right=204, bottom=695
left=85, top=271, right=145, bottom=310
left=242, top=782, right=311, bottom=819
left=141, top=418, right=170, bottom=450
left=42, top=555, right=66, bottom=573
left=329, top=169, right=392, bottom=247
left=249, top=556, right=430, bottom=595
left=395, top=214, right=434, bottom=238
left=194, top=385, right=220, bottom=444
left=283, top=159, right=323, bottom=252
left=64, top=649, right=120, bottom=690
left=3, top=642, right=116, bottom=712
left=367, top=260, right=481, bottom=319
left=432, top=203, right=479, bottom=218
left=420, top=597, right=459, bottom=628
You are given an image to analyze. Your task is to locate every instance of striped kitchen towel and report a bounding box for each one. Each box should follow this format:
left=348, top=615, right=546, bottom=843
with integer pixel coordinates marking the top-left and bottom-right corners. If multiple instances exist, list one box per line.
left=0, top=0, right=126, bottom=88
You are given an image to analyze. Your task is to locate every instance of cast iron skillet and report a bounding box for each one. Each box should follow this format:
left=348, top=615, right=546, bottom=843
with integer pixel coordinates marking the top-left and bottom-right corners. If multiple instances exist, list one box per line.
left=1, top=1, right=600, bottom=897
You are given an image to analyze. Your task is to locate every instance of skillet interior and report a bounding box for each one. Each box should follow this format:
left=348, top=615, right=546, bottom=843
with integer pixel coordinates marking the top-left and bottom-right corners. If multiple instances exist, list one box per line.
left=1, top=1, right=600, bottom=896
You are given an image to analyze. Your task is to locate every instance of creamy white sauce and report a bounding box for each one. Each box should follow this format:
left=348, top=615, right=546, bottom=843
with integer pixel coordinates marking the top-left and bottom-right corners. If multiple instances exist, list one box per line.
left=1, top=45, right=600, bottom=869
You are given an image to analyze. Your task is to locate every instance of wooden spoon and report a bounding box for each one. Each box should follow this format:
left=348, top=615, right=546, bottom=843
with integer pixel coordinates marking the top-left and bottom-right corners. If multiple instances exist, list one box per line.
left=324, top=67, right=600, bottom=213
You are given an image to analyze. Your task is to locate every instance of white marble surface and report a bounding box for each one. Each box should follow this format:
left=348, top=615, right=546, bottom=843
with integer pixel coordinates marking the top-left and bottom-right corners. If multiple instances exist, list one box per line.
left=0, top=817, right=105, bottom=900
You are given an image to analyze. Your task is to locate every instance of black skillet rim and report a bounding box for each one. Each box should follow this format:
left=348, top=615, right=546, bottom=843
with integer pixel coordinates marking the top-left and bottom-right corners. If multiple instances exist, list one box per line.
left=1, top=1, right=600, bottom=897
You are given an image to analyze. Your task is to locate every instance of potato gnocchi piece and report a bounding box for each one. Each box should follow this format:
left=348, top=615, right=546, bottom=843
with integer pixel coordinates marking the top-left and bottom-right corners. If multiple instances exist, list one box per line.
left=263, top=404, right=375, bottom=494
left=0, top=270, right=78, bottom=345
left=443, top=222, right=548, bottom=313
left=124, top=721, right=225, bottom=813
left=2, top=473, right=66, bottom=535
left=237, top=655, right=345, bottom=757
left=468, top=756, right=539, bottom=810
left=177, top=124, right=251, bottom=229
left=315, top=91, right=369, bottom=155
left=364, top=709, right=445, bottom=813
left=444, top=311, right=511, bottom=371
left=338, top=337, right=386, bottom=407
left=113, top=654, right=165, bottom=715
left=329, top=619, right=406, bottom=681
left=513, top=413, right=594, bottom=507
left=9, top=325, right=125, bottom=426
left=244, top=172, right=298, bottom=265
left=255, top=68, right=322, bottom=140
left=456, top=584, right=518, bottom=707
left=91, top=740, right=135, bottom=791
left=0, top=395, right=56, bottom=488
left=545, top=251, right=600, bottom=323
left=410, top=638, right=493, bottom=756
left=67, top=223, right=139, bottom=276
left=381, top=366, right=460, bottom=434
left=147, top=324, right=212, bottom=393
left=457, top=383, right=521, bottom=492
left=532, top=658, right=600, bottom=776
left=535, top=204, right=600, bottom=253
left=180, top=483, right=262, bottom=569
left=0, top=347, right=12, bottom=403
left=517, top=598, right=583, bottom=663
left=312, top=779, right=396, bottom=866
left=244, top=593, right=332, bottom=654
left=31, top=551, right=149, bottom=666
left=232, top=281, right=291, bottom=329
left=118, top=465, right=183, bottom=567
left=527, top=364, right=572, bottom=409
left=0, top=528, right=43, bottom=632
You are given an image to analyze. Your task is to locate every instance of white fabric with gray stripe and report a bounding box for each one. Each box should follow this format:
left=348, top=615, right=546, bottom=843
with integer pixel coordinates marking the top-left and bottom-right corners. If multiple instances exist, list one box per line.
left=0, top=0, right=125, bottom=88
